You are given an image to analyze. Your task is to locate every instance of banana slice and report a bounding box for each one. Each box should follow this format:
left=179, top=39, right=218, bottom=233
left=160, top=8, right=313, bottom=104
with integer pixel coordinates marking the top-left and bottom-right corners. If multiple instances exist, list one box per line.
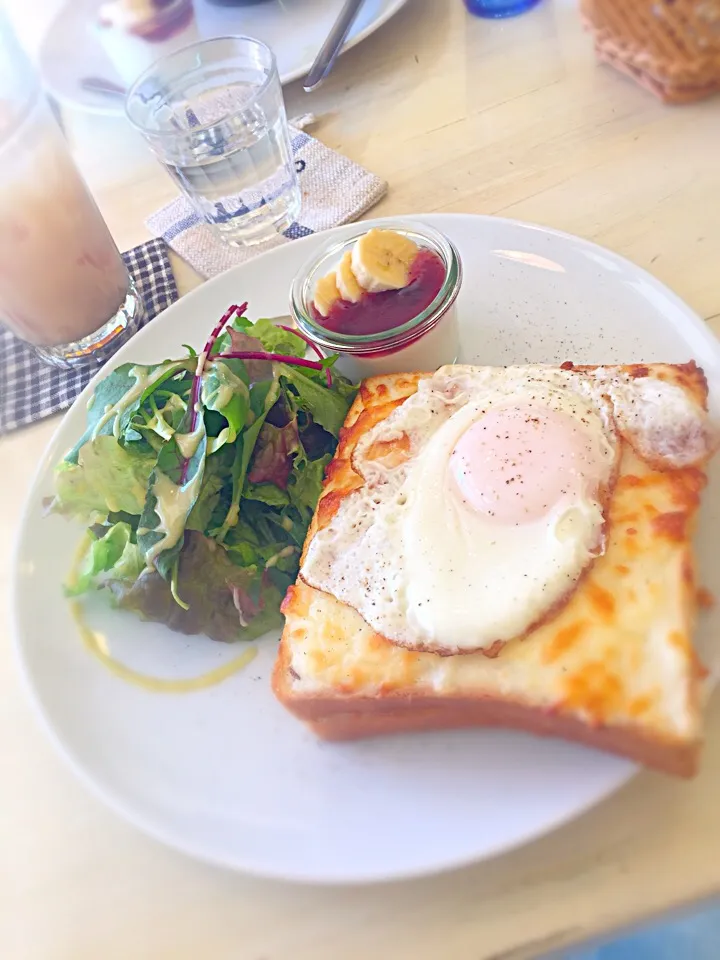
left=336, top=251, right=364, bottom=303
left=313, top=272, right=341, bottom=317
left=351, top=229, right=419, bottom=293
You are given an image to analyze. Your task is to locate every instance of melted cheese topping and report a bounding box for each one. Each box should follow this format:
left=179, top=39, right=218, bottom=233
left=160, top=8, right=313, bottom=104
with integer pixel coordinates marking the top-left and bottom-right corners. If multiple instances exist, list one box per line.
left=281, top=363, right=711, bottom=741
left=285, top=447, right=702, bottom=737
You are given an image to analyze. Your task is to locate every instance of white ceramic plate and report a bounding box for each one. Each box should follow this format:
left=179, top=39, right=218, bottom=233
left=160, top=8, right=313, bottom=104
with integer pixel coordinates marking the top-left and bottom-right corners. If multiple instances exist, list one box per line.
left=13, top=214, right=720, bottom=884
left=39, top=0, right=409, bottom=116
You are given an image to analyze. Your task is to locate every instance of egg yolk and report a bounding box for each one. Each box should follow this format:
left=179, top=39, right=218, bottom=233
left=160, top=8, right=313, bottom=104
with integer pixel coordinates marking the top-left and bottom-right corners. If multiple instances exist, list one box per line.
left=449, top=404, right=606, bottom=524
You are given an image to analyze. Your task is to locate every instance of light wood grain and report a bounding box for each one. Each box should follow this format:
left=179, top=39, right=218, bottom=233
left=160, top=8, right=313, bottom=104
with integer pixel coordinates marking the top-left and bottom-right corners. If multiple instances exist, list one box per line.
left=3, top=1, right=720, bottom=957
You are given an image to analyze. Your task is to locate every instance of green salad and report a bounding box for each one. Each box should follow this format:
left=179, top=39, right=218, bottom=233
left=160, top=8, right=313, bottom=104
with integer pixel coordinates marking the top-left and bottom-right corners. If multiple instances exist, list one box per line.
left=49, top=304, right=356, bottom=642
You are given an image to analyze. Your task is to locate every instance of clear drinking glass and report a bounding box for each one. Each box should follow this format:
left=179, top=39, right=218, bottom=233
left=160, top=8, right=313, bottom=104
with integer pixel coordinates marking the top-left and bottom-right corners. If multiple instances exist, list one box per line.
left=0, top=12, right=144, bottom=368
left=126, top=36, right=302, bottom=247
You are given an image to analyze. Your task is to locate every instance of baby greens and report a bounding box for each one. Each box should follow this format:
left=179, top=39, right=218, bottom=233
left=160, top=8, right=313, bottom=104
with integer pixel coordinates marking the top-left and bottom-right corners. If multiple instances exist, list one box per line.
left=51, top=306, right=356, bottom=643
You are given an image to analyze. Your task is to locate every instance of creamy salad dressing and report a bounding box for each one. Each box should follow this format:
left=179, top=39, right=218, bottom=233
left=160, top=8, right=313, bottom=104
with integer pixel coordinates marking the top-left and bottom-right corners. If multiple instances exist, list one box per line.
left=70, top=601, right=257, bottom=693
left=174, top=420, right=205, bottom=460
left=67, top=536, right=257, bottom=692
left=144, top=470, right=203, bottom=566
left=201, top=361, right=250, bottom=414
left=91, top=365, right=177, bottom=440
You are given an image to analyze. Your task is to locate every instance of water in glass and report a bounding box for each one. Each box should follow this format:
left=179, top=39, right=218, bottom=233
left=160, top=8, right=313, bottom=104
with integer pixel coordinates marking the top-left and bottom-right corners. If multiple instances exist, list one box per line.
left=127, top=38, right=301, bottom=247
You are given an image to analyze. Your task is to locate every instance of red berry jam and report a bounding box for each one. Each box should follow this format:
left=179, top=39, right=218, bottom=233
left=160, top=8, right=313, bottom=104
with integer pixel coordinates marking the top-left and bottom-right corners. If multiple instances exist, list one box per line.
left=313, top=249, right=446, bottom=336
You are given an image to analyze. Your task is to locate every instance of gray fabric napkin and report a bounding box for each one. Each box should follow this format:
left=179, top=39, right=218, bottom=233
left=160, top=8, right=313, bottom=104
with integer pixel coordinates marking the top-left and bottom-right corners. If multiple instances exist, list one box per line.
left=146, top=125, right=388, bottom=279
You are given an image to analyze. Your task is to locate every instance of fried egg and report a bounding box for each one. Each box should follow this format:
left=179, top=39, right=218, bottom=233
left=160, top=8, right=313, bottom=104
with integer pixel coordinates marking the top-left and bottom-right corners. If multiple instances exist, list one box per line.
left=300, top=366, right=684, bottom=656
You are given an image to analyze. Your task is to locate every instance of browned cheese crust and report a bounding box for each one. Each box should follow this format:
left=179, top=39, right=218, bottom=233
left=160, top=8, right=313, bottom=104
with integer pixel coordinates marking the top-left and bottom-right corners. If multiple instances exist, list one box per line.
left=273, top=362, right=712, bottom=777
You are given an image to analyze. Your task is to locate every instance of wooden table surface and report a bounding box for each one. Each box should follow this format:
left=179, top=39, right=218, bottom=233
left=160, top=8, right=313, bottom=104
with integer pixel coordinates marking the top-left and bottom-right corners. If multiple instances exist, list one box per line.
left=3, top=1, right=720, bottom=958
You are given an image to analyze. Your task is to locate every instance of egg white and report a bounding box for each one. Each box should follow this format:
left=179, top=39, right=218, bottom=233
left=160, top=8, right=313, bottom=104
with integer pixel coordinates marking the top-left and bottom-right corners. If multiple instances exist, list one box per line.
left=302, top=367, right=625, bottom=655
left=402, top=402, right=616, bottom=652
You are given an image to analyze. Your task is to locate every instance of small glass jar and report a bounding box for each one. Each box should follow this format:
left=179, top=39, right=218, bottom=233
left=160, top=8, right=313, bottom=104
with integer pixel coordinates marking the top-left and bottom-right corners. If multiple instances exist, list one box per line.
left=290, top=222, right=462, bottom=382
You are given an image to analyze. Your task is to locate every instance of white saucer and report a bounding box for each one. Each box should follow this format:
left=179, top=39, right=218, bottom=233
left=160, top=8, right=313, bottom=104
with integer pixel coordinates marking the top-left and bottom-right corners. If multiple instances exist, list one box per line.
left=39, top=0, right=409, bottom=115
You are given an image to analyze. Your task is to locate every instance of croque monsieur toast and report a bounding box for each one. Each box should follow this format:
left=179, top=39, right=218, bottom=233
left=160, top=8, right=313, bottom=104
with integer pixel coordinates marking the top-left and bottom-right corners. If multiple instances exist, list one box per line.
left=273, top=362, right=716, bottom=777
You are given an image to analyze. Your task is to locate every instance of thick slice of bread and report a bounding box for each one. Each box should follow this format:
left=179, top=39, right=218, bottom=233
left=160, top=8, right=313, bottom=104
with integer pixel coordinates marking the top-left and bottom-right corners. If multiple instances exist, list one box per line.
left=273, top=363, right=714, bottom=777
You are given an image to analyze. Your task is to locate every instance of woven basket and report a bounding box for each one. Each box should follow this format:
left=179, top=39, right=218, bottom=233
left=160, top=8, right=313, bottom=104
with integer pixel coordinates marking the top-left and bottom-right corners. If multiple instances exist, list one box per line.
left=581, top=0, right=720, bottom=103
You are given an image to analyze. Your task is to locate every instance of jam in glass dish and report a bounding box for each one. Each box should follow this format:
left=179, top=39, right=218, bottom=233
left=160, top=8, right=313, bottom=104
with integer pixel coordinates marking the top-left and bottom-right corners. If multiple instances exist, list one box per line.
left=290, top=222, right=462, bottom=381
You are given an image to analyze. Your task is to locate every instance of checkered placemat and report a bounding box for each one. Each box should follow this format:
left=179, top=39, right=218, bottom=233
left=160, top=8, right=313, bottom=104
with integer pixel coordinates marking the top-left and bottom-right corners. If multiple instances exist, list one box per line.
left=0, top=238, right=177, bottom=436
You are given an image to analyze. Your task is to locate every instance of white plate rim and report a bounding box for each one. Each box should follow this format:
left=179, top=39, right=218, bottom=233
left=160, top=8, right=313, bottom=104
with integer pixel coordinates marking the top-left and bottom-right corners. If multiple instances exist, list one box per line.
left=11, top=212, right=720, bottom=883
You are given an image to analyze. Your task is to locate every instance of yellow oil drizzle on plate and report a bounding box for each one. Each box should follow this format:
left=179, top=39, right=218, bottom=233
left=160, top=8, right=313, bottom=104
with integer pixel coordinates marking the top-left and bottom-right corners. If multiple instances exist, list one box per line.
left=69, top=601, right=257, bottom=694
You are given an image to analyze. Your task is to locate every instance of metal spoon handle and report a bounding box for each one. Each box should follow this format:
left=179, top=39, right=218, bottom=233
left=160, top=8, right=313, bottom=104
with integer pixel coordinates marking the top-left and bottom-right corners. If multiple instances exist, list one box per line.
left=303, top=0, right=366, bottom=93
left=80, top=76, right=127, bottom=100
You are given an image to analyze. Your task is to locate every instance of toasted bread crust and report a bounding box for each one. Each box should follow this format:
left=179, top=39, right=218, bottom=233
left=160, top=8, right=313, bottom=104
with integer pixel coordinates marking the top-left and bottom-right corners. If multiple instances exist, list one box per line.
left=274, top=363, right=712, bottom=777
left=271, top=612, right=702, bottom=778
left=306, top=707, right=697, bottom=778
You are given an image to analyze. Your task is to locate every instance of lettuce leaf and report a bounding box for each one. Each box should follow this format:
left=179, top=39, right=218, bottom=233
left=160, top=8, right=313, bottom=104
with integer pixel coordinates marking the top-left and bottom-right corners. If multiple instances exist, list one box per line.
left=137, top=406, right=207, bottom=579
left=214, top=376, right=280, bottom=542
left=186, top=471, right=225, bottom=533
left=201, top=358, right=250, bottom=447
left=52, top=435, right=155, bottom=521
left=245, top=317, right=306, bottom=358
left=247, top=420, right=300, bottom=490
left=288, top=454, right=331, bottom=514
left=106, top=531, right=283, bottom=643
left=67, top=360, right=193, bottom=463
left=227, top=328, right=273, bottom=381
left=244, top=483, right=290, bottom=507
left=215, top=314, right=306, bottom=361
left=66, top=364, right=140, bottom=464
left=277, top=363, right=354, bottom=436
left=65, top=521, right=143, bottom=597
